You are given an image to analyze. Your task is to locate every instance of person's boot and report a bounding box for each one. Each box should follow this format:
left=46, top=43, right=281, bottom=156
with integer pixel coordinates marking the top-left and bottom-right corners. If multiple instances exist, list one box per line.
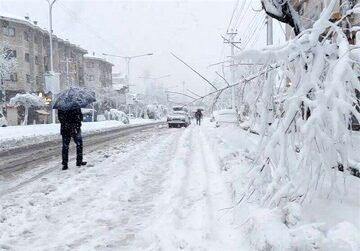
left=62, top=164, right=68, bottom=171
left=76, top=161, right=87, bottom=167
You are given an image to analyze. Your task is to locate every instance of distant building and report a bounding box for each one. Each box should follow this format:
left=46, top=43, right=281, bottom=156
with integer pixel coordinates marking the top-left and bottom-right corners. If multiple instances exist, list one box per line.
left=0, top=13, right=87, bottom=124
left=83, top=55, right=117, bottom=113
left=84, top=55, right=113, bottom=90
left=0, top=14, right=87, bottom=98
left=112, top=72, right=128, bottom=93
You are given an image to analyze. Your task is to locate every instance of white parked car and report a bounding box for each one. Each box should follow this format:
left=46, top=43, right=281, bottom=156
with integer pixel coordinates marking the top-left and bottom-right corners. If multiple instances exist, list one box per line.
left=167, top=111, right=191, bottom=128
left=212, top=109, right=238, bottom=127
left=0, top=111, right=8, bottom=127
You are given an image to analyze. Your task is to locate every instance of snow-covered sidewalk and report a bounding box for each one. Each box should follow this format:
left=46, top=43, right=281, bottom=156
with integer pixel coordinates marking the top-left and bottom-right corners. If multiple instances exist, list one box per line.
left=0, top=119, right=157, bottom=150
left=0, top=124, right=247, bottom=250
left=1, top=120, right=358, bottom=250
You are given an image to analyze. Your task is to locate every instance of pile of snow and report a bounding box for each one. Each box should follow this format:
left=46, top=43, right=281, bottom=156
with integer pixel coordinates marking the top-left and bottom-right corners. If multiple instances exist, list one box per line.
left=244, top=206, right=360, bottom=251
left=203, top=120, right=360, bottom=251
left=107, top=109, right=129, bottom=124
left=0, top=119, right=157, bottom=150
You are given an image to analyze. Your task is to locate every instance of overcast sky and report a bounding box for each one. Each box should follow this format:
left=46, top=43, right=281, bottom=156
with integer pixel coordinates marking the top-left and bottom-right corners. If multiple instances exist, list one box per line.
left=0, top=0, right=285, bottom=96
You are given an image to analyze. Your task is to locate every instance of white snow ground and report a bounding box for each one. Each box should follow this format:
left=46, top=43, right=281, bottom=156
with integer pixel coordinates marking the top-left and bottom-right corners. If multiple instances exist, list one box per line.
left=0, top=120, right=359, bottom=250
left=0, top=122, right=248, bottom=251
left=0, top=119, right=156, bottom=150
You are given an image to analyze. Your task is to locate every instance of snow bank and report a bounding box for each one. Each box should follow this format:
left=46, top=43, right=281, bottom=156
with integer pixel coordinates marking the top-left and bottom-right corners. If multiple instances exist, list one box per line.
left=203, top=120, right=360, bottom=251
left=0, top=119, right=158, bottom=150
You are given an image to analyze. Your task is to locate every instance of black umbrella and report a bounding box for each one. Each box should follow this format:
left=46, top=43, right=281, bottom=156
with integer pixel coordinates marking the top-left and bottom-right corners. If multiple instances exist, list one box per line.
left=52, top=87, right=96, bottom=111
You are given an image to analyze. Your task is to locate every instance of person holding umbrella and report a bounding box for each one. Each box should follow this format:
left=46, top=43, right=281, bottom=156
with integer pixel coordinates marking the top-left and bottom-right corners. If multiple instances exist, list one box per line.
left=58, top=108, right=86, bottom=170
left=53, top=87, right=96, bottom=170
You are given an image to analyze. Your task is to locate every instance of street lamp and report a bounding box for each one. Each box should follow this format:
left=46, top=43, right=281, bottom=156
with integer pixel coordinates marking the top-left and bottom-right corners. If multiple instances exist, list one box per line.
left=102, top=52, right=153, bottom=88
left=138, top=74, right=171, bottom=81
left=102, top=52, right=153, bottom=117
left=46, top=0, right=57, bottom=73
left=46, top=0, right=57, bottom=124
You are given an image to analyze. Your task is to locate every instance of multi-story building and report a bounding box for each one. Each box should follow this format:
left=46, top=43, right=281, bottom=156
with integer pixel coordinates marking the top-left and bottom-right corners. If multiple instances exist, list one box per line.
left=84, top=54, right=115, bottom=113
left=286, top=0, right=359, bottom=44
left=0, top=14, right=87, bottom=124
left=84, top=55, right=113, bottom=90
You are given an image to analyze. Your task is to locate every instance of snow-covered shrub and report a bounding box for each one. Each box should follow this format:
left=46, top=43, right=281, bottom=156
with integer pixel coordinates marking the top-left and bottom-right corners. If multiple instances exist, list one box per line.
left=146, top=104, right=166, bottom=120
left=108, top=109, right=129, bottom=124
left=0, top=44, right=16, bottom=83
left=244, top=206, right=359, bottom=251
left=237, top=0, right=360, bottom=207
left=9, top=93, right=45, bottom=125
left=243, top=208, right=291, bottom=250
left=322, top=222, right=360, bottom=251
left=282, top=202, right=302, bottom=227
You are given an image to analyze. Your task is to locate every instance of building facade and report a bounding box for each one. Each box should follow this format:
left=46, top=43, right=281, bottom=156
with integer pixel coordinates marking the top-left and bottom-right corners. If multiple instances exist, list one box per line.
left=0, top=14, right=87, bottom=124
left=84, top=55, right=113, bottom=90
left=84, top=55, right=115, bottom=114
left=286, top=0, right=359, bottom=44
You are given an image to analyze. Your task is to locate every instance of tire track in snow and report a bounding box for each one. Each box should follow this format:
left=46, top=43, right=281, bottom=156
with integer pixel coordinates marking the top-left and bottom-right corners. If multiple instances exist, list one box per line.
left=148, top=125, right=245, bottom=250
left=0, top=128, right=184, bottom=251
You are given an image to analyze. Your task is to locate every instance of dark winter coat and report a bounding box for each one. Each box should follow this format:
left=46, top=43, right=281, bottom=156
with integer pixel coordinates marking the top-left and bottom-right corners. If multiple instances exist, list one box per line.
left=58, top=109, right=83, bottom=136
left=195, top=110, right=203, bottom=119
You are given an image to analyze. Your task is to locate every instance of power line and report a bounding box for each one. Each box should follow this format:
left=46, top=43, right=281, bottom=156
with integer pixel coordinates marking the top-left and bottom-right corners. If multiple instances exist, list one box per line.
left=227, top=0, right=240, bottom=32
left=233, top=0, right=252, bottom=30
left=242, top=14, right=266, bottom=48
left=232, top=0, right=247, bottom=29
left=238, top=11, right=261, bottom=41
left=248, top=19, right=267, bottom=48
left=56, top=2, right=122, bottom=54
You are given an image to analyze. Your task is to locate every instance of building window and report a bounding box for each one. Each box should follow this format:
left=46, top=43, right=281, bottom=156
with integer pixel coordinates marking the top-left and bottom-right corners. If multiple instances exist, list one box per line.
left=5, top=73, right=17, bottom=82
left=34, top=34, right=40, bottom=44
left=44, top=56, right=49, bottom=71
left=26, top=74, right=31, bottom=83
left=25, top=53, right=30, bottom=62
left=87, top=75, right=95, bottom=81
left=24, top=31, right=30, bottom=42
left=86, top=62, right=95, bottom=68
left=35, top=55, right=40, bottom=65
left=36, top=76, right=42, bottom=85
left=4, top=49, right=16, bottom=59
left=3, top=26, right=15, bottom=37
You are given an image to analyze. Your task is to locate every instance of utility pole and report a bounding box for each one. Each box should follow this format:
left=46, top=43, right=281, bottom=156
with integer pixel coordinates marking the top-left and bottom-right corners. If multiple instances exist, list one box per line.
left=102, top=52, right=153, bottom=91
left=224, top=30, right=240, bottom=109
left=0, top=78, right=5, bottom=113
left=46, top=0, right=57, bottom=124
left=182, top=81, right=185, bottom=99
left=60, top=58, right=75, bottom=87
left=266, top=16, right=273, bottom=46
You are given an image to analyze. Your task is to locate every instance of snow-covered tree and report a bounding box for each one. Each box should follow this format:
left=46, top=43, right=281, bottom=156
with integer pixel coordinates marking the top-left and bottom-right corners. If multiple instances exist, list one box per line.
left=9, top=93, right=45, bottom=125
left=261, top=0, right=303, bottom=35
left=0, top=44, right=17, bottom=110
left=235, top=0, right=360, bottom=207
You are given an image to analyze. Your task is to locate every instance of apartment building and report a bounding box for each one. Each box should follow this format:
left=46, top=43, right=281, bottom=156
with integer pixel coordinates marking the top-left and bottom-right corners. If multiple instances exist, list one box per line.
left=84, top=55, right=113, bottom=90
left=0, top=14, right=87, bottom=124
left=0, top=14, right=87, bottom=100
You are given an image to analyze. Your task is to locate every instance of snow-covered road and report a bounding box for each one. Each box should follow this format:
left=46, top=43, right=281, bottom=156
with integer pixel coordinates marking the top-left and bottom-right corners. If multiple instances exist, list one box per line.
left=0, top=125, right=247, bottom=250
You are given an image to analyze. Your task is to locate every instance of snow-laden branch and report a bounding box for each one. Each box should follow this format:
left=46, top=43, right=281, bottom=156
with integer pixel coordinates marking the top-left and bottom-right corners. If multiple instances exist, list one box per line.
left=9, top=93, right=45, bottom=125
left=261, top=0, right=304, bottom=35
left=235, top=0, right=360, bottom=208
left=0, top=45, right=16, bottom=81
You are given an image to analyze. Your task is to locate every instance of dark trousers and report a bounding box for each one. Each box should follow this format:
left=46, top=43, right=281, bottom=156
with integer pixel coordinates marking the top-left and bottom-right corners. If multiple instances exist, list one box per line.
left=196, top=118, right=201, bottom=125
left=62, top=130, right=83, bottom=165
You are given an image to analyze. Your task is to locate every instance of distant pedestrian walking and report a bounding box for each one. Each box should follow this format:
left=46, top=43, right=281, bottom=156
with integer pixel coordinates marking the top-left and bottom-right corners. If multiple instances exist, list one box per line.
left=195, top=109, right=203, bottom=126
left=58, top=108, right=87, bottom=170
